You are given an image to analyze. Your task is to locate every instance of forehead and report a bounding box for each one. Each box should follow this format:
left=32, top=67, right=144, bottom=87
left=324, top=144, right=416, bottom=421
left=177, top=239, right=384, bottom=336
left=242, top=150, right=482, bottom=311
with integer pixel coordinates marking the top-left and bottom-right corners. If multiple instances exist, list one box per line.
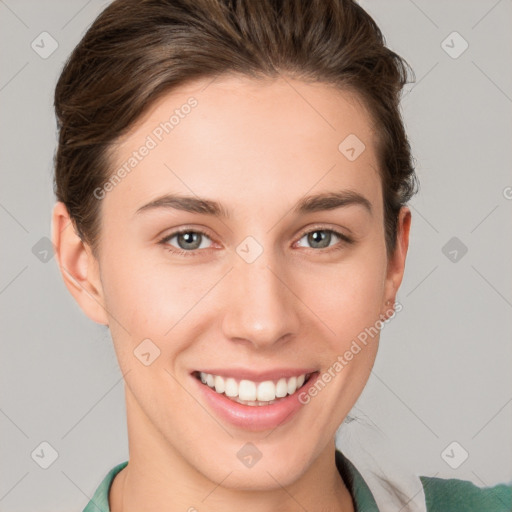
left=105, top=74, right=382, bottom=218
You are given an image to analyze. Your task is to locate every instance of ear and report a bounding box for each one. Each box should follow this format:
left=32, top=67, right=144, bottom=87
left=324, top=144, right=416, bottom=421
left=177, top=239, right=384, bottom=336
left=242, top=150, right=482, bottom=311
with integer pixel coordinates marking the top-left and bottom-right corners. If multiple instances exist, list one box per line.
left=381, top=206, right=411, bottom=318
left=51, top=202, right=109, bottom=325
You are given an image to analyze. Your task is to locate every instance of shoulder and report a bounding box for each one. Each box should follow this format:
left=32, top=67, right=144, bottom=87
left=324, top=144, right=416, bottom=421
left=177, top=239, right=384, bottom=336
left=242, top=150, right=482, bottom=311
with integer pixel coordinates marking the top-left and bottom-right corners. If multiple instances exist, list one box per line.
left=335, top=448, right=511, bottom=512
left=82, top=461, right=128, bottom=512
left=419, top=475, right=512, bottom=512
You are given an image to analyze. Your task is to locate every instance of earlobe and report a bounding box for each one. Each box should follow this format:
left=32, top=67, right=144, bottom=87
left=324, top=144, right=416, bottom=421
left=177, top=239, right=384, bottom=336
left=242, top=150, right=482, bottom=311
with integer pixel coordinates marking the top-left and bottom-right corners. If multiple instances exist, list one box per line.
left=51, top=202, right=109, bottom=325
left=382, top=206, right=412, bottom=316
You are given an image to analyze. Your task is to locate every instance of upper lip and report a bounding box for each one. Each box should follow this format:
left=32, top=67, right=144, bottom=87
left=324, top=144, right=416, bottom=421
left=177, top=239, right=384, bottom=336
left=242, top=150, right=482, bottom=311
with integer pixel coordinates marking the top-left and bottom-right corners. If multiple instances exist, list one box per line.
left=192, top=368, right=319, bottom=382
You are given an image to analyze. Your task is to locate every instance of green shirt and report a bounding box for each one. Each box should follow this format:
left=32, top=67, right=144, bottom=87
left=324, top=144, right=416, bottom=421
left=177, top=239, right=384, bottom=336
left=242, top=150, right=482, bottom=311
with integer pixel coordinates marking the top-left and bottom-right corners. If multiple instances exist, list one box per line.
left=83, top=450, right=512, bottom=511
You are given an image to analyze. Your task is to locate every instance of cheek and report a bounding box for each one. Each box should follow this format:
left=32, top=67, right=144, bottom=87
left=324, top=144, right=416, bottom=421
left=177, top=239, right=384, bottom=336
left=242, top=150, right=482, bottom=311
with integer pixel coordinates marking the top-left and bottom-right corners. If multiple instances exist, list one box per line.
left=300, top=245, right=387, bottom=415
left=99, top=243, right=216, bottom=358
left=301, top=242, right=387, bottom=344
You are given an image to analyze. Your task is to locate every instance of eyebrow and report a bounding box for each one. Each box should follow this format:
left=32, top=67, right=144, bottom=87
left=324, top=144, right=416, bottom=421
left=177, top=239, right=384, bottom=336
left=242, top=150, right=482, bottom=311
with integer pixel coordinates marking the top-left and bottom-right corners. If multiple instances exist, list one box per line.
left=293, top=190, right=372, bottom=216
left=135, top=190, right=372, bottom=218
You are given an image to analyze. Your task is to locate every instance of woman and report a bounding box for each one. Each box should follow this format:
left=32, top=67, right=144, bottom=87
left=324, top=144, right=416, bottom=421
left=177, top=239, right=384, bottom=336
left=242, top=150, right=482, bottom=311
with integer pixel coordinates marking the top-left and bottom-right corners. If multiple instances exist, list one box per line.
left=51, top=0, right=512, bottom=510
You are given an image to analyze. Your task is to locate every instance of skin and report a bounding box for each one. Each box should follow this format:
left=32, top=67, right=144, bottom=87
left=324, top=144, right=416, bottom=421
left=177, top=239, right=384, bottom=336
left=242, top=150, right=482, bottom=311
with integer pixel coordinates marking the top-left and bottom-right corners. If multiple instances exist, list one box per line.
left=52, top=74, right=411, bottom=512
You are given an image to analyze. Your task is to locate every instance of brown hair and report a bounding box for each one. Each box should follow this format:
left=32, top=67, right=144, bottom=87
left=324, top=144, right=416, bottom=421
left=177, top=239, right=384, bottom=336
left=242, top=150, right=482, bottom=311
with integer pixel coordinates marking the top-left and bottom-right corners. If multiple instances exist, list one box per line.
left=54, top=0, right=418, bottom=258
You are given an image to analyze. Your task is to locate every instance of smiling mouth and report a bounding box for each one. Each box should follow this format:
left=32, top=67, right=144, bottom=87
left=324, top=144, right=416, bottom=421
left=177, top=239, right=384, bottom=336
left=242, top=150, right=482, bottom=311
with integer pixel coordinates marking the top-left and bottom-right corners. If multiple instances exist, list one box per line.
left=192, top=370, right=317, bottom=406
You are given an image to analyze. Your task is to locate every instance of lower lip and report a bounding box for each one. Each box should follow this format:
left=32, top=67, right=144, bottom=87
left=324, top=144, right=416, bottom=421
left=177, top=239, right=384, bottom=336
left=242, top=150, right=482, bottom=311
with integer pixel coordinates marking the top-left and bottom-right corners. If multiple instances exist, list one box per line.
left=191, top=372, right=320, bottom=432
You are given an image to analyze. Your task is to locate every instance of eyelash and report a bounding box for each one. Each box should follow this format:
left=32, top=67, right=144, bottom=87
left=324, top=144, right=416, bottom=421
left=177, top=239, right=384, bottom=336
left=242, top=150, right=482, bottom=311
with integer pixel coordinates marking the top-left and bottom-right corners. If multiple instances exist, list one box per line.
left=158, top=226, right=354, bottom=258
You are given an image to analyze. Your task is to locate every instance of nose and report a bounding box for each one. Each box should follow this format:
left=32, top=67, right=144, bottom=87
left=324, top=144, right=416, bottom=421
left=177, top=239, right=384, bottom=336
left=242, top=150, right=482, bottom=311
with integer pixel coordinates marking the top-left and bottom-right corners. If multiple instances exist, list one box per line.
left=220, top=246, right=301, bottom=350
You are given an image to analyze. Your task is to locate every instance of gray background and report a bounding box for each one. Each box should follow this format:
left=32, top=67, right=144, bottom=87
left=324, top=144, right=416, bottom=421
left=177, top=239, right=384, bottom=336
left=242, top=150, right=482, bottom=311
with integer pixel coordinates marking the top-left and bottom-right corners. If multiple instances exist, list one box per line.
left=1, top=1, right=511, bottom=510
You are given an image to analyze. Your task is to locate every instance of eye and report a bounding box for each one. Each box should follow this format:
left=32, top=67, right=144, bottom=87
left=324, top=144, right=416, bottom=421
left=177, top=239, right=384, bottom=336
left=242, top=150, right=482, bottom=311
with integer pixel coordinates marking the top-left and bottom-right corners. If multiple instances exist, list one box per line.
left=295, top=227, right=353, bottom=251
left=158, top=226, right=353, bottom=257
left=158, top=228, right=213, bottom=256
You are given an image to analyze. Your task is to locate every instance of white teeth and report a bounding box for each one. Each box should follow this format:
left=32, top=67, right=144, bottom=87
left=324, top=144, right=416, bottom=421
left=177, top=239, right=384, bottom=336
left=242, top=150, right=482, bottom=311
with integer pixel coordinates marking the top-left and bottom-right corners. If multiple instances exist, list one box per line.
left=214, top=375, right=225, bottom=394
left=257, top=381, right=276, bottom=401
left=238, top=380, right=257, bottom=401
left=275, top=378, right=288, bottom=398
left=224, top=377, right=238, bottom=397
left=198, top=371, right=310, bottom=404
left=287, top=376, right=297, bottom=395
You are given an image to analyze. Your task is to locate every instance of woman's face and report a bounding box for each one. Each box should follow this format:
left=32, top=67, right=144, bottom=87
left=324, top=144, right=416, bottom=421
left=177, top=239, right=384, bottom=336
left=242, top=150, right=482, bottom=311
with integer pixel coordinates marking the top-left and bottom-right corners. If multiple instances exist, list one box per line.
left=62, top=74, right=409, bottom=489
